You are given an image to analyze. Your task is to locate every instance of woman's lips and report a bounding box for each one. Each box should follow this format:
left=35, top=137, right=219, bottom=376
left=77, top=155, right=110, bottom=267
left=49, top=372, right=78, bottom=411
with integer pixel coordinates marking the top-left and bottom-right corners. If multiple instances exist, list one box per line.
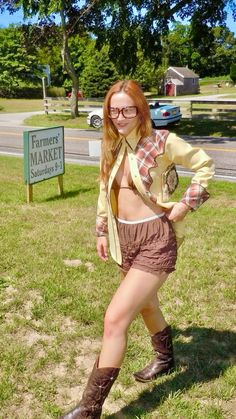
left=117, top=123, right=128, bottom=128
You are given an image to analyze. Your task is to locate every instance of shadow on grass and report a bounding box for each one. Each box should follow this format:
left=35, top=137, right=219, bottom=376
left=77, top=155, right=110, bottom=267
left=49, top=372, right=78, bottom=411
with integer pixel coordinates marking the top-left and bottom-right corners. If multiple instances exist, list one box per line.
left=173, top=119, right=236, bottom=139
left=107, top=326, right=236, bottom=418
left=44, top=187, right=95, bottom=202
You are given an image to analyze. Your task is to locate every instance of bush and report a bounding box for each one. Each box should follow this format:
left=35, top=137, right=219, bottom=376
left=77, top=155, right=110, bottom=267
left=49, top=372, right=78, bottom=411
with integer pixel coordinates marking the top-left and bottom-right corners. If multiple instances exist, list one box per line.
left=47, top=86, right=66, bottom=97
left=0, top=86, right=43, bottom=99
left=0, top=85, right=66, bottom=99
left=230, top=64, right=236, bottom=84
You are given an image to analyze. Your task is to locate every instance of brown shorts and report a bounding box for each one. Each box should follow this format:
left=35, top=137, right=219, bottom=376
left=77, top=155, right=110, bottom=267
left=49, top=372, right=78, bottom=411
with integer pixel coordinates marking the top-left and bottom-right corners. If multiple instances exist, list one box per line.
left=116, top=214, right=177, bottom=274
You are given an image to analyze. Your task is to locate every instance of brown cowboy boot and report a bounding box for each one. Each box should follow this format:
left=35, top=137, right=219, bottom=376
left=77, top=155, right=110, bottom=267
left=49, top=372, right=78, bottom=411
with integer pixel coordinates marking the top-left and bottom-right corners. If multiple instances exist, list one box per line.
left=61, top=358, right=119, bottom=419
left=133, top=325, right=175, bottom=383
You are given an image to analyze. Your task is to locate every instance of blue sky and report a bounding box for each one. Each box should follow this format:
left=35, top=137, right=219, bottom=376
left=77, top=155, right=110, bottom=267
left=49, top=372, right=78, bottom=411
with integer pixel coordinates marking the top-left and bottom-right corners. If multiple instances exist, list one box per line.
left=0, top=8, right=235, bottom=34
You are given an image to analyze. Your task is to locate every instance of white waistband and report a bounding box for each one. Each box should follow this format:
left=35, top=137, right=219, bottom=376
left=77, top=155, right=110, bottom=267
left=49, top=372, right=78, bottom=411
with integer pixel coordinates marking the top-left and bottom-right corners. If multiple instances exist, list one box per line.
left=116, top=212, right=165, bottom=224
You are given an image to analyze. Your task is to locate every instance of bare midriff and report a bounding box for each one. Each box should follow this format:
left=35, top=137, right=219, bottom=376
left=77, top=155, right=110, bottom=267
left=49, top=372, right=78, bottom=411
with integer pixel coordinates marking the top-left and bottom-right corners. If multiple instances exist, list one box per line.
left=113, top=152, right=164, bottom=221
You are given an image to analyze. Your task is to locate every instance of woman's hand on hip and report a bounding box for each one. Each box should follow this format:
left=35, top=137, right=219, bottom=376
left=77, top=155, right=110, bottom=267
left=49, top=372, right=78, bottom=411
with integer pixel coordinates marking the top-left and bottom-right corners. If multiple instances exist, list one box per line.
left=166, top=202, right=190, bottom=222
left=96, top=236, right=108, bottom=261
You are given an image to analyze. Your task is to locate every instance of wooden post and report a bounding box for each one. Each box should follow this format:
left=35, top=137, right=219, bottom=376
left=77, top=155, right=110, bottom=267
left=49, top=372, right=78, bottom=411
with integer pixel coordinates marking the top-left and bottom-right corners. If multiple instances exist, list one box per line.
left=42, top=77, right=48, bottom=115
left=58, top=175, right=64, bottom=196
left=44, top=97, right=48, bottom=115
left=27, top=184, right=33, bottom=203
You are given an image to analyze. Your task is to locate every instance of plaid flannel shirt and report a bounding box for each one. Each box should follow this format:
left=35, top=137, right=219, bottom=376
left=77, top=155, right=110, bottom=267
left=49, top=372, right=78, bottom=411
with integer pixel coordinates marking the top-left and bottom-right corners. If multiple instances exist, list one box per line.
left=96, top=129, right=215, bottom=243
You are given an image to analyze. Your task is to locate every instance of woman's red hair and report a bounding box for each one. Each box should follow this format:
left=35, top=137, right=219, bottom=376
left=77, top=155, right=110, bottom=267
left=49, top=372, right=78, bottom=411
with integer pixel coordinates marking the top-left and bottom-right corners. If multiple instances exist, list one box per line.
left=100, top=80, right=152, bottom=183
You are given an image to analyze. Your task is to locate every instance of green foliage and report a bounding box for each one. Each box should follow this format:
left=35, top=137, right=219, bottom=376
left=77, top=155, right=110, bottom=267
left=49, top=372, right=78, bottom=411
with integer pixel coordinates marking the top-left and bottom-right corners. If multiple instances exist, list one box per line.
left=190, top=25, right=236, bottom=77
left=0, top=86, right=43, bottom=99
left=0, top=25, right=41, bottom=88
left=132, top=47, right=167, bottom=92
left=162, top=22, right=191, bottom=68
left=230, top=63, right=236, bottom=83
left=80, top=46, right=119, bottom=98
left=47, top=86, right=66, bottom=97
left=63, top=35, right=96, bottom=92
left=132, top=46, right=157, bottom=91
left=1, top=0, right=236, bottom=92
left=162, top=23, right=236, bottom=77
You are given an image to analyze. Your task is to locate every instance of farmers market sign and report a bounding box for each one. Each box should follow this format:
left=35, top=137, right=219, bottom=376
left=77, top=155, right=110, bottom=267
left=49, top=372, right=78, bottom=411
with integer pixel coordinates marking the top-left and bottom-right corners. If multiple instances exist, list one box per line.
left=24, top=126, right=64, bottom=185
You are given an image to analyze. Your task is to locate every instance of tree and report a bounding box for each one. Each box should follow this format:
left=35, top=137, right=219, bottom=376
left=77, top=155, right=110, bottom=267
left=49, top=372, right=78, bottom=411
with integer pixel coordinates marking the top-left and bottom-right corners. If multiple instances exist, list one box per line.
left=1, top=0, right=236, bottom=105
left=230, top=63, right=236, bottom=83
left=26, top=25, right=64, bottom=87
left=64, top=34, right=96, bottom=91
left=0, top=0, right=101, bottom=117
left=208, top=27, right=236, bottom=76
left=132, top=45, right=165, bottom=92
left=80, top=46, right=119, bottom=98
left=162, top=23, right=191, bottom=68
left=0, top=25, right=41, bottom=88
left=93, top=0, right=236, bottom=72
left=161, top=22, right=236, bottom=77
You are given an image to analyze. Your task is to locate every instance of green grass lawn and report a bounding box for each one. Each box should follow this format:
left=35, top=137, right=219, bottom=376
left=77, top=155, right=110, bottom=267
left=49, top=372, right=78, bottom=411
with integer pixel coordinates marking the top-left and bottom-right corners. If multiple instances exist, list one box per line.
left=174, top=119, right=236, bottom=138
left=0, top=155, right=235, bottom=418
left=24, top=113, right=90, bottom=130
left=0, top=98, right=43, bottom=113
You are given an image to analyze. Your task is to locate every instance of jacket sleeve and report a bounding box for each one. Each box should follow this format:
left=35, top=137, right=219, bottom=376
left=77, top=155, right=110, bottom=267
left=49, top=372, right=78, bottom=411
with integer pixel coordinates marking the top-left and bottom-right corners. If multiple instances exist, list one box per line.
left=96, top=180, right=108, bottom=237
left=165, top=133, right=215, bottom=210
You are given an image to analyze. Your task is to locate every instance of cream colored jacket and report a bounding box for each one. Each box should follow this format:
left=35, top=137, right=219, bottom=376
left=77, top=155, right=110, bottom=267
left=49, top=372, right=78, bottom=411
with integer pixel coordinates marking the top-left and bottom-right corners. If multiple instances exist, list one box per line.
left=96, top=129, right=215, bottom=265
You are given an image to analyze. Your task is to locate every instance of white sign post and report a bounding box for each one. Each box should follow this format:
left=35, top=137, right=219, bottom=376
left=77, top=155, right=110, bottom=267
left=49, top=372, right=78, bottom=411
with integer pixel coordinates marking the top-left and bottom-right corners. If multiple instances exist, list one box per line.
left=24, top=126, right=65, bottom=203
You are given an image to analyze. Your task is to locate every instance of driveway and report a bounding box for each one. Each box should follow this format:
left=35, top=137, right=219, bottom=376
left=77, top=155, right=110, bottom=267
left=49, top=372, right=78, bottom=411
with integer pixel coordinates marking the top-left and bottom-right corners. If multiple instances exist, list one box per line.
left=0, top=111, right=44, bottom=127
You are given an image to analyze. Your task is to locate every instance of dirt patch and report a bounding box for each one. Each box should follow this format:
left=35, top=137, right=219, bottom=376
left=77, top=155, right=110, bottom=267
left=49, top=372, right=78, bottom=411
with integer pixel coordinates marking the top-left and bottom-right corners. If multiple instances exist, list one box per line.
left=53, top=363, right=68, bottom=378
left=223, top=397, right=236, bottom=419
left=22, top=330, right=54, bottom=347
left=2, top=284, right=18, bottom=304
left=55, top=337, right=144, bottom=416
left=63, top=259, right=95, bottom=271
left=59, top=316, right=78, bottom=333
left=75, top=338, right=101, bottom=373
left=7, top=392, right=50, bottom=419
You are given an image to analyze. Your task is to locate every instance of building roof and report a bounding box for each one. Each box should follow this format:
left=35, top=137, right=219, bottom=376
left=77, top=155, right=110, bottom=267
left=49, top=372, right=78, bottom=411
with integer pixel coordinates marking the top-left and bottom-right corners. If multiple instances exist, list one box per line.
left=167, top=66, right=199, bottom=78
left=166, top=78, right=183, bottom=86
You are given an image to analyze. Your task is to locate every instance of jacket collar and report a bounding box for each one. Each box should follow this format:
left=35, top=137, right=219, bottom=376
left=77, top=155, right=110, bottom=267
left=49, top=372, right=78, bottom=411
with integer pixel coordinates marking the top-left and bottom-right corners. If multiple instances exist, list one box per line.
left=114, top=128, right=141, bottom=152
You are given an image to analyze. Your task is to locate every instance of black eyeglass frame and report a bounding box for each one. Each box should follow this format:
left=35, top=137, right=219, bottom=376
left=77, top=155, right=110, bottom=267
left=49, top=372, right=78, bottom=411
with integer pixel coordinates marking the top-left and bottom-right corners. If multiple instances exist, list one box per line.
left=108, top=106, right=138, bottom=119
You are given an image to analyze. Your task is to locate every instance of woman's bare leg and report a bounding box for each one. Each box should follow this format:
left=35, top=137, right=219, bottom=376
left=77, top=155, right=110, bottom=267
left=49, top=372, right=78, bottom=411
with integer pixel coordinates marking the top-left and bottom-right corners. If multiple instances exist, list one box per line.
left=140, top=294, right=167, bottom=335
left=121, top=271, right=168, bottom=335
left=98, top=268, right=168, bottom=368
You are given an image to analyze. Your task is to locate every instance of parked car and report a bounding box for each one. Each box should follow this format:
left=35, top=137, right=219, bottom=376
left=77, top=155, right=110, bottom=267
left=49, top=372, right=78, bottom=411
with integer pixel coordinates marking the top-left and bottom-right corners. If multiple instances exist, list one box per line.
left=149, top=102, right=182, bottom=127
left=87, top=109, right=103, bottom=128
left=87, top=102, right=182, bottom=128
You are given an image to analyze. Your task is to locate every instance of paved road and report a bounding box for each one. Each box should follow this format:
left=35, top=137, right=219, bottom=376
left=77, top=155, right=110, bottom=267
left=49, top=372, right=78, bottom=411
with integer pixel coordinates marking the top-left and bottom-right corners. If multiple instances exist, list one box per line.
left=0, top=112, right=235, bottom=181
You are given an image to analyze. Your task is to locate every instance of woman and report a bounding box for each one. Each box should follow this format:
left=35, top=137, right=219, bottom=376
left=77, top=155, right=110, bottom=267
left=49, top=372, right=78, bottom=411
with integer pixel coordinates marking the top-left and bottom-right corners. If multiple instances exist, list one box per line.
left=61, top=80, right=215, bottom=418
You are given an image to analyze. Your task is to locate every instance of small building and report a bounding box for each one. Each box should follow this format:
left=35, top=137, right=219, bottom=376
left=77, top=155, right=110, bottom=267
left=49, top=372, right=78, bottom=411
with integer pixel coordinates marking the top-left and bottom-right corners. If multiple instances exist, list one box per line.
left=165, top=67, right=199, bottom=96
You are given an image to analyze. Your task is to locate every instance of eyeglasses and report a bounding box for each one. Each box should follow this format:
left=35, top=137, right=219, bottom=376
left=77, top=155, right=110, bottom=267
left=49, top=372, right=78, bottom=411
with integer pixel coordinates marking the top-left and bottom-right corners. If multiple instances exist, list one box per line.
left=108, top=106, right=138, bottom=119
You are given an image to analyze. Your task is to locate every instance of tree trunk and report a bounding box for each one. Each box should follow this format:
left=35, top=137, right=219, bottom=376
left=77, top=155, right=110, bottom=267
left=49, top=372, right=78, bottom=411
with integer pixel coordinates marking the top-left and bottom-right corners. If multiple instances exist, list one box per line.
left=60, top=8, right=79, bottom=118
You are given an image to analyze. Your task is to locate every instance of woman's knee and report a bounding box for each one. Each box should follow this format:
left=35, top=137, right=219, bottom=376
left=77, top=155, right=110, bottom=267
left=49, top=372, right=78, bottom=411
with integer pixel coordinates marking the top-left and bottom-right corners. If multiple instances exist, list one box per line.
left=103, top=307, right=128, bottom=338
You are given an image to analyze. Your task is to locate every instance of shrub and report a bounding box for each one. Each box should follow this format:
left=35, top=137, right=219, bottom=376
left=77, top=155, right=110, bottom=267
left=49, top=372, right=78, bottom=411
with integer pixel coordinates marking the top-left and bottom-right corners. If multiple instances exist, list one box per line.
left=47, top=86, right=66, bottom=97
left=0, top=85, right=66, bottom=99
left=230, top=63, right=236, bottom=84
left=0, top=86, right=43, bottom=99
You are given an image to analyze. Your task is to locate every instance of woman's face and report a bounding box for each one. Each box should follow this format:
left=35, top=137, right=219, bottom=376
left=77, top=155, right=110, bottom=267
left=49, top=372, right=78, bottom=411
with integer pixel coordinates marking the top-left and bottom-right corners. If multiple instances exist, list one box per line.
left=109, top=92, right=139, bottom=137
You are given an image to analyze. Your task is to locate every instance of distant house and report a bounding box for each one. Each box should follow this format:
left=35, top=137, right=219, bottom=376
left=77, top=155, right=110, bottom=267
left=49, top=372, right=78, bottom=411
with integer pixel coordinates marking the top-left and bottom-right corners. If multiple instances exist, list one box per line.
left=164, top=67, right=199, bottom=96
